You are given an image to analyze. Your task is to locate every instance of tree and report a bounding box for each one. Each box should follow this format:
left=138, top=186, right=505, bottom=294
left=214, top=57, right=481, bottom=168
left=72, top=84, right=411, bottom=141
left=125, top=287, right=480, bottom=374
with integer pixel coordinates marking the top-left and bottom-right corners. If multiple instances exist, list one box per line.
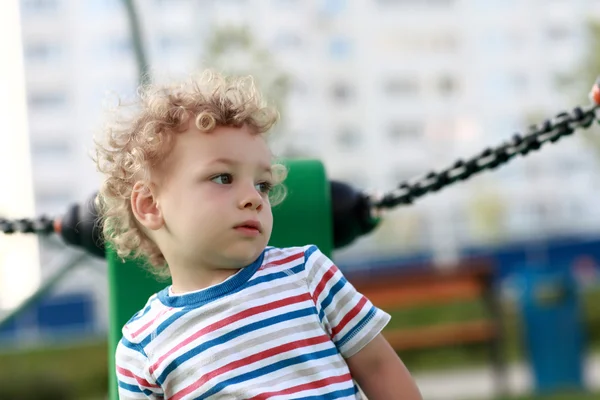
left=201, top=25, right=295, bottom=154
left=575, top=19, right=600, bottom=157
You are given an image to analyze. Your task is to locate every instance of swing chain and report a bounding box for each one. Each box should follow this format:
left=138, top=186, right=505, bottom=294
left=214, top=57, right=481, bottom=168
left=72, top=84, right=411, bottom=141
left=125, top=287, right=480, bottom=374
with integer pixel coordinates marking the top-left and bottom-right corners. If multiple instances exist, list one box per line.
left=0, top=215, right=55, bottom=235
left=374, top=103, right=600, bottom=209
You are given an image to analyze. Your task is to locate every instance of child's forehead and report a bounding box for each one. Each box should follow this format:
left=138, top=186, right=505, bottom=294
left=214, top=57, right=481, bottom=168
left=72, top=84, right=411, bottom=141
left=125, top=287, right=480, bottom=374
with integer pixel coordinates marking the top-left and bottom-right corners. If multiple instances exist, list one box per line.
left=207, top=156, right=273, bottom=172
left=165, top=124, right=273, bottom=167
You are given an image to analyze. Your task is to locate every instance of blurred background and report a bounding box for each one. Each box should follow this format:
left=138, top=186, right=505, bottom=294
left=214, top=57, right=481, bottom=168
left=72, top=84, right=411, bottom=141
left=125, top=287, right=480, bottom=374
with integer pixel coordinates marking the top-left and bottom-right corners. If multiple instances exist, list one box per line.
left=2, top=0, right=600, bottom=399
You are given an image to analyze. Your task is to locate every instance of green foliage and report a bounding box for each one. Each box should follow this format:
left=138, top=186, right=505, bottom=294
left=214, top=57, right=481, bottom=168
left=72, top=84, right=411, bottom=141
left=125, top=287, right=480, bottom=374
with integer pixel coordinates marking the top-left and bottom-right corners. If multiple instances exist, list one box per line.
left=201, top=25, right=292, bottom=149
left=0, top=340, right=108, bottom=400
left=391, top=285, right=600, bottom=373
left=489, top=391, right=598, bottom=400
left=204, top=25, right=290, bottom=96
left=577, top=19, right=600, bottom=157
left=1, top=287, right=599, bottom=399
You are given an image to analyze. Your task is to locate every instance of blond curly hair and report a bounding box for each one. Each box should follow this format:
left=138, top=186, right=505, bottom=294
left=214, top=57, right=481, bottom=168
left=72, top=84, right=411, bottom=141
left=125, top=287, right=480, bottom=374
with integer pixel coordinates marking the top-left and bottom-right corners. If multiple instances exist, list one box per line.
left=94, top=70, right=287, bottom=275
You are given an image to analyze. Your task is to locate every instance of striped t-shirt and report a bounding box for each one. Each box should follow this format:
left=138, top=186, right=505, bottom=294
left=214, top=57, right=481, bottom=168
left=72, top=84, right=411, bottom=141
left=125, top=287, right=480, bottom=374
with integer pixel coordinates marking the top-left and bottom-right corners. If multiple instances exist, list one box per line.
left=115, top=245, right=391, bottom=399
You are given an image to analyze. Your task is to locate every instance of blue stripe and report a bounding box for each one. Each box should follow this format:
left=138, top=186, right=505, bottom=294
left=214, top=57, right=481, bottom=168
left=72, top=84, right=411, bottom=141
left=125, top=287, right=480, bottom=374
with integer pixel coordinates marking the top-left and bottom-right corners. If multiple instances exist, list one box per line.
left=118, top=381, right=155, bottom=396
left=136, top=308, right=192, bottom=348
left=157, top=306, right=318, bottom=385
left=128, top=295, right=159, bottom=323
left=318, top=274, right=346, bottom=321
left=245, top=264, right=304, bottom=288
left=336, top=306, right=377, bottom=348
left=195, top=347, right=340, bottom=399
left=304, top=245, right=327, bottom=322
left=293, top=386, right=358, bottom=400
left=135, top=264, right=305, bottom=349
left=120, top=337, right=148, bottom=357
left=158, top=251, right=265, bottom=308
left=303, top=244, right=319, bottom=263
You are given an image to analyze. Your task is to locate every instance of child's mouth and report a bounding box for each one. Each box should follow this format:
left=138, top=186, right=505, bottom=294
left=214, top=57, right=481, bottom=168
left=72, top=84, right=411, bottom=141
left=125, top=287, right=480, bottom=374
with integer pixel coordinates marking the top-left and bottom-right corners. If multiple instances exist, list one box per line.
left=234, top=220, right=262, bottom=235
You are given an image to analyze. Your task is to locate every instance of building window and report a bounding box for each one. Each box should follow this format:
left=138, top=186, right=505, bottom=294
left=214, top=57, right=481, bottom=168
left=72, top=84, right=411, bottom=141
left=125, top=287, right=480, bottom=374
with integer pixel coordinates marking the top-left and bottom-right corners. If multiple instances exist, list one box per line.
left=553, top=71, right=576, bottom=90
left=106, top=36, right=132, bottom=58
left=156, top=0, right=190, bottom=4
left=31, top=141, right=71, bottom=159
left=511, top=73, right=528, bottom=94
left=158, top=34, right=189, bottom=54
left=322, top=0, right=347, bottom=15
left=388, top=121, right=423, bottom=142
left=337, top=171, right=368, bottom=189
left=24, top=42, right=62, bottom=63
left=546, top=25, right=571, bottom=42
left=272, top=0, right=301, bottom=8
left=384, top=77, right=418, bottom=97
left=430, top=33, right=458, bottom=52
left=427, top=0, right=455, bottom=6
left=28, top=92, right=67, bottom=110
left=437, top=75, right=458, bottom=96
left=331, top=82, right=354, bottom=103
left=273, top=32, right=303, bottom=51
left=21, top=0, right=60, bottom=14
left=85, top=0, right=121, bottom=14
left=376, top=0, right=455, bottom=6
left=329, top=36, right=352, bottom=60
left=376, top=0, right=418, bottom=5
left=36, top=190, right=73, bottom=212
left=390, top=166, right=422, bottom=184
left=290, top=78, right=308, bottom=97
left=336, top=127, right=361, bottom=149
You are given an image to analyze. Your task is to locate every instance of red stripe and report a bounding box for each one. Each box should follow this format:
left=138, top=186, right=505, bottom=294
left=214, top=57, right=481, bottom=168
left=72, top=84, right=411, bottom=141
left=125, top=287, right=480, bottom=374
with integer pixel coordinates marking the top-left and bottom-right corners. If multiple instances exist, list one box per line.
left=117, top=366, right=161, bottom=388
left=331, top=296, right=368, bottom=338
left=132, top=307, right=172, bottom=338
left=247, top=373, right=353, bottom=400
left=312, top=264, right=339, bottom=302
left=260, top=251, right=304, bottom=270
left=170, top=334, right=331, bottom=400
left=149, top=293, right=312, bottom=375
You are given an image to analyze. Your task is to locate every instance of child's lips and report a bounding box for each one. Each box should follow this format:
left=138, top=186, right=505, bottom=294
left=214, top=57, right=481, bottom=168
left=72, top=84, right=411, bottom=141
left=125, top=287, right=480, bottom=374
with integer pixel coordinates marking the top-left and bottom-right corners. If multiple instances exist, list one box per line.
left=234, top=220, right=262, bottom=235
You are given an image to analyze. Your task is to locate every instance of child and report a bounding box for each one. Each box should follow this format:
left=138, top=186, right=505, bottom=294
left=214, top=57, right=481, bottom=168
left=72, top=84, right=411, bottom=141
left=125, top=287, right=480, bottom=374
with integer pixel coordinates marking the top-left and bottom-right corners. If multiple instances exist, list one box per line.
left=95, top=70, right=422, bottom=400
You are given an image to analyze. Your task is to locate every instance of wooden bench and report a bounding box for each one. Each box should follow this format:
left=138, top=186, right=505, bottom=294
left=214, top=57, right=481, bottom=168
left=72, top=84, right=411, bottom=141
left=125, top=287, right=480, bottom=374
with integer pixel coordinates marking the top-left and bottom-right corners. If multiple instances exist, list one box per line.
left=348, top=258, right=507, bottom=395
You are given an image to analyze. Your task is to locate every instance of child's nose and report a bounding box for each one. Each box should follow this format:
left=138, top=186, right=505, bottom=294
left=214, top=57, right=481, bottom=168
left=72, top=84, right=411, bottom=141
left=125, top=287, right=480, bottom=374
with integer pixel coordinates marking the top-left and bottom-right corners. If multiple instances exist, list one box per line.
left=238, top=186, right=263, bottom=211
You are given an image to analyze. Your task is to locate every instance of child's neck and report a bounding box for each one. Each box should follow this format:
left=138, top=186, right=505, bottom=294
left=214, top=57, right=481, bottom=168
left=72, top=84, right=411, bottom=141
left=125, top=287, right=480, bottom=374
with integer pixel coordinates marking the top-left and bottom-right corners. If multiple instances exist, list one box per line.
left=169, top=264, right=241, bottom=295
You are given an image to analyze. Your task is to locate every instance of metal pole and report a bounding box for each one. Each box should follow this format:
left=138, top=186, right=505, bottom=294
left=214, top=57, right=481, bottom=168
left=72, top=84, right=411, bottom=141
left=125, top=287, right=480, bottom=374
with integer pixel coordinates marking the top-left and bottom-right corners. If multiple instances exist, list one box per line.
left=0, top=252, right=88, bottom=332
left=121, top=0, right=150, bottom=86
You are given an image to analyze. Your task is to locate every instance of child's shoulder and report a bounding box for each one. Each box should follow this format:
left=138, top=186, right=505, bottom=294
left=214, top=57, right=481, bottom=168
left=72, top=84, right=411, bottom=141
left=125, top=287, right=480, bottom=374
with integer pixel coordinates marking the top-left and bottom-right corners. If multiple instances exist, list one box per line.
left=120, top=292, right=170, bottom=343
left=260, top=244, right=331, bottom=275
left=262, top=244, right=326, bottom=264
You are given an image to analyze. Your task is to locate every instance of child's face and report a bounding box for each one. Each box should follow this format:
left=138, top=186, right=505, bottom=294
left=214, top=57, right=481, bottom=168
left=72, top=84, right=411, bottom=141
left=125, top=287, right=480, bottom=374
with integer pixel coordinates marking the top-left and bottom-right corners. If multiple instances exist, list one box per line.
left=153, top=123, right=274, bottom=270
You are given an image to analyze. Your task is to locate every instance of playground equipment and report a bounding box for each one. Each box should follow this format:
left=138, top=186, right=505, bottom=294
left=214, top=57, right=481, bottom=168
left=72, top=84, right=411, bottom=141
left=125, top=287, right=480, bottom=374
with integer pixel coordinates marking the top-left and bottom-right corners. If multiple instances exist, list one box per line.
left=1, top=79, right=600, bottom=398
left=3, top=78, right=600, bottom=251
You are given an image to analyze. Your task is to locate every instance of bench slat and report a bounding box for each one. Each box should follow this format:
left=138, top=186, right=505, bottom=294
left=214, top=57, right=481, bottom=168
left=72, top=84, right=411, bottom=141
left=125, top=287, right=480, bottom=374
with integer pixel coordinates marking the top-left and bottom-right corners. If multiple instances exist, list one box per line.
left=383, top=320, right=498, bottom=351
left=360, top=279, right=484, bottom=309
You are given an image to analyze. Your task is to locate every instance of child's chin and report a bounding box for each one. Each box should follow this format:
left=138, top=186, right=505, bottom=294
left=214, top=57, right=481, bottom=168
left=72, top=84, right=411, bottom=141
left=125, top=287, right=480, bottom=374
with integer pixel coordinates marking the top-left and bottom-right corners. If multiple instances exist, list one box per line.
left=226, top=246, right=264, bottom=266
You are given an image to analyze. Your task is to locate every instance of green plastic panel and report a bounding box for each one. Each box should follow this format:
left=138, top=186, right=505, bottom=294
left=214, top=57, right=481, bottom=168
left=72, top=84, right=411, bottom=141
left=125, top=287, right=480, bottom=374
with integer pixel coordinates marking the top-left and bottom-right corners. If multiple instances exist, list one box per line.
left=107, top=158, right=332, bottom=399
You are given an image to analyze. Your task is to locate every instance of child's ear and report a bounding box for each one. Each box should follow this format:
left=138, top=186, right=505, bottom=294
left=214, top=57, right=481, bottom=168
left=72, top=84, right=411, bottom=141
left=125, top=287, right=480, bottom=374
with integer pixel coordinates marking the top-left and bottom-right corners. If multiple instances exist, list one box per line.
left=131, top=182, right=164, bottom=231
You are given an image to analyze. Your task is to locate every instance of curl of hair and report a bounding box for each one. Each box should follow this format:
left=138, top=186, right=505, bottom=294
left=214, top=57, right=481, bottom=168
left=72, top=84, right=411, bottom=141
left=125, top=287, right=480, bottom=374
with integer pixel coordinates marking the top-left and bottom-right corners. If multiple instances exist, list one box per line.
left=93, top=70, right=286, bottom=277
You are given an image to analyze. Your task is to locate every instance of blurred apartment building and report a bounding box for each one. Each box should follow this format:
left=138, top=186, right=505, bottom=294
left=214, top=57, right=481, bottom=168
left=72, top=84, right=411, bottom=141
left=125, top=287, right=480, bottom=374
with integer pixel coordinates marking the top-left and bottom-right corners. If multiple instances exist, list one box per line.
left=7, top=0, right=600, bottom=339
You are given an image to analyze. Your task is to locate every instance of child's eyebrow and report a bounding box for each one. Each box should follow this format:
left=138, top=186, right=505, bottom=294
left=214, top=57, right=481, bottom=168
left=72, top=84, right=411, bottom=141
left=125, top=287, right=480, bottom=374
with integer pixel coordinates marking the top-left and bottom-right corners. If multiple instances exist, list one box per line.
left=209, top=157, right=272, bottom=172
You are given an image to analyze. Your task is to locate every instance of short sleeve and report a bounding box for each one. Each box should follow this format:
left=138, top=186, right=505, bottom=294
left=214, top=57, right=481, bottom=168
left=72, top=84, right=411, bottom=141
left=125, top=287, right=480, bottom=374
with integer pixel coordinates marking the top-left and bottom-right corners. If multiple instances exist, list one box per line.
left=115, top=338, right=164, bottom=399
left=304, top=245, right=391, bottom=358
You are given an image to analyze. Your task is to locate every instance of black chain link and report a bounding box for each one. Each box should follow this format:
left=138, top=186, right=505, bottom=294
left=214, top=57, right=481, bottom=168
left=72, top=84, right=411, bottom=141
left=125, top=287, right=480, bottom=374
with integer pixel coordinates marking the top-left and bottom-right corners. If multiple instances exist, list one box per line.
left=375, top=104, right=600, bottom=209
left=0, top=216, right=55, bottom=235
left=2, top=104, right=599, bottom=234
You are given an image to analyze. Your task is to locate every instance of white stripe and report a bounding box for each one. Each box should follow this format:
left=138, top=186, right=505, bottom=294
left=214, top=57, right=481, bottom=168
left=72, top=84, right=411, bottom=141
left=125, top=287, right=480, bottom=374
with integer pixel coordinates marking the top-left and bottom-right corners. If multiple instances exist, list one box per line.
left=154, top=297, right=316, bottom=382
left=169, top=322, right=329, bottom=393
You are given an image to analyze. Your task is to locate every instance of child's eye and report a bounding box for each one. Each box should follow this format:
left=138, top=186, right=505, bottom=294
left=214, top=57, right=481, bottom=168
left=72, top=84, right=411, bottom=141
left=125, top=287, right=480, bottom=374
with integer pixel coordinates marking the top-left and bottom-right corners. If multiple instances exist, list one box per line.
left=256, top=181, right=273, bottom=194
left=211, top=174, right=233, bottom=185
